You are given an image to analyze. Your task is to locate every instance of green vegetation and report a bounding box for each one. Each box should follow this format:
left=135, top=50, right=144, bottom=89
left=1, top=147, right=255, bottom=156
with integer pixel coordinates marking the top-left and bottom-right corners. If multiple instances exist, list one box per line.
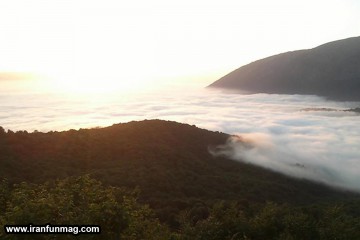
left=1, top=120, right=360, bottom=238
left=1, top=176, right=360, bottom=239
left=179, top=200, right=360, bottom=240
left=0, top=176, right=170, bottom=240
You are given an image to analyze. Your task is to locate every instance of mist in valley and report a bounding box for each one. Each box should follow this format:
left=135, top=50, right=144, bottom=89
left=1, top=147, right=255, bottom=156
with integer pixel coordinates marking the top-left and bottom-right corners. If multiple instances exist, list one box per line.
left=1, top=85, right=359, bottom=191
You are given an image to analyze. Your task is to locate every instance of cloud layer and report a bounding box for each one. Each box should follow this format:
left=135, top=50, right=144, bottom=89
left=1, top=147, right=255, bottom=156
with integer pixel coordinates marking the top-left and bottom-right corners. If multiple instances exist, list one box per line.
left=1, top=87, right=360, bottom=191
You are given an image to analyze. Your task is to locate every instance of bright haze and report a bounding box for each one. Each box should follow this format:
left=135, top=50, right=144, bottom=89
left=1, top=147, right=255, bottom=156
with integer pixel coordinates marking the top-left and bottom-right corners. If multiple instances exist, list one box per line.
left=0, top=0, right=360, bottom=92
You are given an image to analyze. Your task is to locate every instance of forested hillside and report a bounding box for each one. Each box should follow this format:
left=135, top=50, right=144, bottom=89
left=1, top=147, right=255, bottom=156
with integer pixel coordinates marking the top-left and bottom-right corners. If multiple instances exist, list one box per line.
left=1, top=120, right=360, bottom=239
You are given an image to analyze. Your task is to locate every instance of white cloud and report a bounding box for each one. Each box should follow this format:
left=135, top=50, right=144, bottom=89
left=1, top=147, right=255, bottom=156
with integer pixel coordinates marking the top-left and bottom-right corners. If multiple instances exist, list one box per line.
left=1, top=87, right=360, bottom=191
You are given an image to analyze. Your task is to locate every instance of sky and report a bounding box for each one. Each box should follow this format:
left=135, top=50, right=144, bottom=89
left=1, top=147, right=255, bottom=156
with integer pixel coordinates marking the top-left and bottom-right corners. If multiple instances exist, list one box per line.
left=0, top=0, right=360, bottom=93
left=1, top=0, right=360, bottom=191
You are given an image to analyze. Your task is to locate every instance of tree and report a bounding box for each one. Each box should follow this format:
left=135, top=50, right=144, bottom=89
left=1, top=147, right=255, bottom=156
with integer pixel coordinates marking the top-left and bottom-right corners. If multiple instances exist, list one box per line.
left=0, top=175, right=170, bottom=240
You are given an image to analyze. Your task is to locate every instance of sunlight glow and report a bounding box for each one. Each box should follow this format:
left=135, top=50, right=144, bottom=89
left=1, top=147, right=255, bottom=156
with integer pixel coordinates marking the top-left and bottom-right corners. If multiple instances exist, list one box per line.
left=0, top=0, right=359, bottom=94
left=44, top=72, right=155, bottom=94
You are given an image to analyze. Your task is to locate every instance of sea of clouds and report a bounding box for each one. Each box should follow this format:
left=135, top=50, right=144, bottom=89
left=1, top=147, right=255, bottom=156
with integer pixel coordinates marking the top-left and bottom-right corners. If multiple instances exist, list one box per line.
left=1, top=86, right=359, bottom=191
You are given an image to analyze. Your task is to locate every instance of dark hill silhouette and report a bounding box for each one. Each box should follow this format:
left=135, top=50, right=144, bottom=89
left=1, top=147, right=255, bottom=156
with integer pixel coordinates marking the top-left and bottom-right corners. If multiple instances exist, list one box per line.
left=0, top=120, right=358, bottom=226
left=209, top=36, right=360, bottom=101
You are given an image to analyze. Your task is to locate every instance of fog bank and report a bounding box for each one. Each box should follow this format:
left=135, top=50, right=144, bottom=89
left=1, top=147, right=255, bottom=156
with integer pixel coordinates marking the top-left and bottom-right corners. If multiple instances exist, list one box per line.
left=0, top=87, right=359, bottom=191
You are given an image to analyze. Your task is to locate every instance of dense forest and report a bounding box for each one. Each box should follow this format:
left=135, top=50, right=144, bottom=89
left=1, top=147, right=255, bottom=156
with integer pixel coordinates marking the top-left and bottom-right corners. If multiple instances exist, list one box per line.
left=209, top=36, right=360, bottom=101
left=1, top=120, right=360, bottom=239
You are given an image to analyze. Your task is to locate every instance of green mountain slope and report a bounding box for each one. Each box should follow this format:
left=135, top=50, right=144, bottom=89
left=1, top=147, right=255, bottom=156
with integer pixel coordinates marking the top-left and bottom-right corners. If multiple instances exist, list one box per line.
left=209, top=36, right=360, bottom=101
left=0, top=120, right=358, bottom=226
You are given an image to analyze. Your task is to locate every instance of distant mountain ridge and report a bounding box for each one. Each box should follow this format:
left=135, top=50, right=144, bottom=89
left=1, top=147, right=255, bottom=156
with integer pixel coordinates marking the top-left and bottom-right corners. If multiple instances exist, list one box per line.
left=209, top=37, right=360, bottom=101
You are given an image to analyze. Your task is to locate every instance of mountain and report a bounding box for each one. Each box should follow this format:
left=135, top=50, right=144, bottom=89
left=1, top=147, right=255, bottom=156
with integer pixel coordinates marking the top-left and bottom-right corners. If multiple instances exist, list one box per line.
left=209, top=37, right=360, bottom=101
left=1, top=120, right=358, bottom=227
left=1, top=120, right=360, bottom=238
